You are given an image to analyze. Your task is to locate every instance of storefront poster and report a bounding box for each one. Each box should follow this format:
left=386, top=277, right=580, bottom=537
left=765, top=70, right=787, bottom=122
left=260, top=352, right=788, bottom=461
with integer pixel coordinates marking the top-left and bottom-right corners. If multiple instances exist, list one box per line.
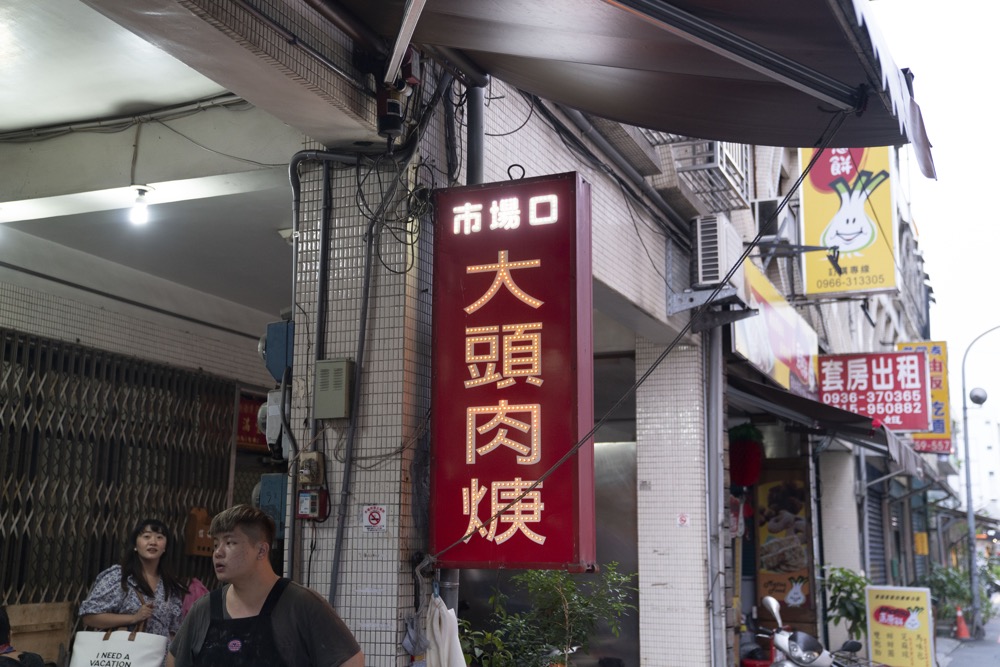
left=897, top=341, right=952, bottom=454
left=429, top=172, right=596, bottom=570
left=866, top=586, right=935, bottom=667
left=817, top=351, right=931, bottom=432
left=800, top=146, right=897, bottom=297
left=756, top=461, right=814, bottom=623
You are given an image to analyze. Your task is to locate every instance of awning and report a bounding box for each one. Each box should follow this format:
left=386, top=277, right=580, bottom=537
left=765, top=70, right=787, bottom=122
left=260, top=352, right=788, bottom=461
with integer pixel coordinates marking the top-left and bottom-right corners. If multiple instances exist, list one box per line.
left=728, top=376, right=921, bottom=477
left=935, top=507, right=1000, bottom=532
left=340, top=0, right=935, bottom=177
left=916, top=456, right=958, bottom=500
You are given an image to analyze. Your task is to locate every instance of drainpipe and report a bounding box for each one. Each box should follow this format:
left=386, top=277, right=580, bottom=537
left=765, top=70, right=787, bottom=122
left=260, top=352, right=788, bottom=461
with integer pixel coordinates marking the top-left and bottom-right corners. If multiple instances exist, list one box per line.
left=858, top=450, right=871, bottom=577
left=437, top=78, right=487, bottom=612
left=558, top=106, right=689, bottom=241
left=466, top=85, right=485, bottom=186
left=812, top=444, right=829, bottom=649
left=706, top=327, right=726, bottom=666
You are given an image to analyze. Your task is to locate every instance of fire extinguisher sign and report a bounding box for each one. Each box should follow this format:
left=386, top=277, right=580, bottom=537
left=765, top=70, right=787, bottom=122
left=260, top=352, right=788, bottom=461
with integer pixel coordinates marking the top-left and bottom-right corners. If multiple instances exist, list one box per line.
left=362, top=504, right=388, bottom=533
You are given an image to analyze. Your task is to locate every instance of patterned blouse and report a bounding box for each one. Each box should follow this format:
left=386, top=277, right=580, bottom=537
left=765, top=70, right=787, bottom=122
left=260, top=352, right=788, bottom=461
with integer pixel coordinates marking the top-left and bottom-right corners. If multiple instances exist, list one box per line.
left=78, top=565, right=183, bottom=637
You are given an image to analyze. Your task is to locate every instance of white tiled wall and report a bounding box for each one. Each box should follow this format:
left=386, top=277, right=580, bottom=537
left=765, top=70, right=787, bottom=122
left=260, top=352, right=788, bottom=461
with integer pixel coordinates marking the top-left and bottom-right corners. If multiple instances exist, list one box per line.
left=636, top=339, right=710, bottom=665
left=289, top=149, right=426, bottom=665
left=0, top=279, right=269, bottom=386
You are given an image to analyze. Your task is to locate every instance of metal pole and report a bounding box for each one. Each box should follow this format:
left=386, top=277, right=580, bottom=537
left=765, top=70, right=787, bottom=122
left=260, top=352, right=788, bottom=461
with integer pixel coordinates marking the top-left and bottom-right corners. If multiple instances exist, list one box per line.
left=706, top=327, right=725, bottom=666
left=961, top=325, right=1000, bottom=639
left=437, top=79, right=488, bottom=612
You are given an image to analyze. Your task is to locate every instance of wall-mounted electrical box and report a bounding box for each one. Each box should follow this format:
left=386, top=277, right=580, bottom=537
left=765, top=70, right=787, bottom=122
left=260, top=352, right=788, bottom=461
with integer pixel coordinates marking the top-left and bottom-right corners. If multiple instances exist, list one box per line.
left=265, top=388, right=289, bottom=448
left=261, top=319, right=294, bottom=383
left=296, top=489, right=329, bottom=521
left=297, top=451, right=325, bottom=486
left=313, top=358, right=353, bottom=419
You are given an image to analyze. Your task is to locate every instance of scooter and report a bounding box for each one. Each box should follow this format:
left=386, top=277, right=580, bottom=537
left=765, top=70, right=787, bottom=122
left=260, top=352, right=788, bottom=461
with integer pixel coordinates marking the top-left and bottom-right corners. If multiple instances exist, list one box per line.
left=760, top=596, right=865, bottom=667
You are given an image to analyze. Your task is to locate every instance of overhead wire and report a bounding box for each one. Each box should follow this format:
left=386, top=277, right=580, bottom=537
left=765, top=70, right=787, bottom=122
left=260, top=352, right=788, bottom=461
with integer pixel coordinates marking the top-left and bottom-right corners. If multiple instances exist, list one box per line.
left=0, top=94, right=253, bottom=142
left=154, top=118, right=287, bottom=168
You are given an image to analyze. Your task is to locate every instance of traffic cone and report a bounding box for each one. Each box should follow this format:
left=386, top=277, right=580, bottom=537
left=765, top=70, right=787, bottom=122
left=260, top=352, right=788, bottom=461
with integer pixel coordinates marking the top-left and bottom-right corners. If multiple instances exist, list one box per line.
left=955, top=606, right=971, bottom=640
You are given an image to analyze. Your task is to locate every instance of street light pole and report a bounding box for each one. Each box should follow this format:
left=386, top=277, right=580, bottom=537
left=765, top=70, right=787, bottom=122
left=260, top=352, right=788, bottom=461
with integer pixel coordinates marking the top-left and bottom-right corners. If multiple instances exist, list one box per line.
left=961, top=325, right=1000, bottom=640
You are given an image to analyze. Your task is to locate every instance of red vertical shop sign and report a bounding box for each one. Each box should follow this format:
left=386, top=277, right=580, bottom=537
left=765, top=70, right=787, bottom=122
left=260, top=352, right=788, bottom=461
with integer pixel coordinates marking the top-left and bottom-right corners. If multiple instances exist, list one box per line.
left=430, top=172, right=596, bottom=570
left=817, top=351, right=931, bottom=432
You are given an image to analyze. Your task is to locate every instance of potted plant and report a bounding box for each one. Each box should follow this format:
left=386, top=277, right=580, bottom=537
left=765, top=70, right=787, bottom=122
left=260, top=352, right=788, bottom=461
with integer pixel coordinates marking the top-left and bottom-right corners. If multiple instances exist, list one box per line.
left=458, top=618, right=515, bottom=667
left=822, top=566, right=871, bottom=640
left=465, top=562, right=636, bottom=667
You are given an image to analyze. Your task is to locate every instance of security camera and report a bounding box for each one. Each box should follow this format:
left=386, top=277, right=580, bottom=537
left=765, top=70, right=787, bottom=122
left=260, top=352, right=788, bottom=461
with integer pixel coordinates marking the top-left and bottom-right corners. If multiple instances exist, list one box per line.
left=970, top=387, right=988, bottom=405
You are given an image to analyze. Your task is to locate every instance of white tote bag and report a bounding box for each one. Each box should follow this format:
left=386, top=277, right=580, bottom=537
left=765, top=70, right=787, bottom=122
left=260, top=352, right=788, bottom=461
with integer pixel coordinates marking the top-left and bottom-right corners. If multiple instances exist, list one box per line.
left=69, top=627, right=168, bottom=667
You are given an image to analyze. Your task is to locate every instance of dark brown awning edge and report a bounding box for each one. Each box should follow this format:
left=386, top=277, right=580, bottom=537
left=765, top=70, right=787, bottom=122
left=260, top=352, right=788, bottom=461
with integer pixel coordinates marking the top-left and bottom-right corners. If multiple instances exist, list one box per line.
left=339, top=0, right=936, bottom=176
left=728, top=376, right=922, bottom=477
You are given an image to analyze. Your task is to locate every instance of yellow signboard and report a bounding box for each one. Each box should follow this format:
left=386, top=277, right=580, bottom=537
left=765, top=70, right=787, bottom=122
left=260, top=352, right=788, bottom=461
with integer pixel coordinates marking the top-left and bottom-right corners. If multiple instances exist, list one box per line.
left=914, top=532, right=929, bottom=556
left=800, top=147, right=897, bottom=296
left=866, top=586, right=935, bottom=667
left=897, top=341, right=952, bottom=454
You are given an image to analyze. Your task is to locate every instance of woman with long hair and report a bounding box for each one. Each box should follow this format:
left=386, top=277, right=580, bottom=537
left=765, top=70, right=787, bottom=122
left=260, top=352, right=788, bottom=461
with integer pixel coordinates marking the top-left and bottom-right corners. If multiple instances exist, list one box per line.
left=79, top=518, right=188, bottom=638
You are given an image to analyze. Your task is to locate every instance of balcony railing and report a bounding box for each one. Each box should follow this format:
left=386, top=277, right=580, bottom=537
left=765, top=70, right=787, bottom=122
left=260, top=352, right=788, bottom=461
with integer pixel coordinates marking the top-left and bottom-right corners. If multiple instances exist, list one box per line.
left=669, top=140, right=751, bottom=213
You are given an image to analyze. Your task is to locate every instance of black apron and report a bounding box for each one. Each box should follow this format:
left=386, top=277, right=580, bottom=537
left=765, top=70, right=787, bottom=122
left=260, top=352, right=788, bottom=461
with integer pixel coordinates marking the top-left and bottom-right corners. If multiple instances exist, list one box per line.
left=193, top=577, right=291, bottom=667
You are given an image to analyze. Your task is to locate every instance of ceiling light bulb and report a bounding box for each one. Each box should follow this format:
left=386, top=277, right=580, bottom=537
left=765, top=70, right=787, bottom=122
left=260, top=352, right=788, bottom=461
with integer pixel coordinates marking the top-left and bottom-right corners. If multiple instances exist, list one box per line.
left=130, top=189, right=149, bottom=225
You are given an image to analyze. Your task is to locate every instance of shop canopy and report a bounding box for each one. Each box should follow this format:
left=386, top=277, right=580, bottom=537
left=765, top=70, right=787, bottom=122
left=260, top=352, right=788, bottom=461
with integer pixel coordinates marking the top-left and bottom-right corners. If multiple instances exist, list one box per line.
left=341, top=0, right=935, bottom=177
left=728, top=376, right=922, bottom=477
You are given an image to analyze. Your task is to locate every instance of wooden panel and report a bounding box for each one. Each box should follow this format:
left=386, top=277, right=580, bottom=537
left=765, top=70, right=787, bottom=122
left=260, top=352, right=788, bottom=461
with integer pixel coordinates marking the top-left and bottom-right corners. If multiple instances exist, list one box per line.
left=7, top=602, right=73, bottom=664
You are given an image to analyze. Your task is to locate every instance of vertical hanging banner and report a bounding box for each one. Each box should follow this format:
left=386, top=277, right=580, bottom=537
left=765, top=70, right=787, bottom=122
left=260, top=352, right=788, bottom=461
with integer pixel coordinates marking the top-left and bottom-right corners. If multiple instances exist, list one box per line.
left=430, top=172, right=596, bottom=570
left=732, top=260, right=818, bottom=398
left=817, top=351, right=931, bottom=432
left=800, top=147, right=897, bottom=297
left=866, top=586, right=935, bottom=667
left=897, top=341, right=952, bottom=454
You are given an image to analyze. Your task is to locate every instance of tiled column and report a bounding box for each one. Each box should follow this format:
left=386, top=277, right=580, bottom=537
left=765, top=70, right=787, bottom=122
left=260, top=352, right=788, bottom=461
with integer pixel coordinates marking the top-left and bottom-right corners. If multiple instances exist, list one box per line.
left=291, top=156, right=430, bottom=666
left=818, top=449, right=862, bottom=650
left=636, top=337, right=710, bottom=665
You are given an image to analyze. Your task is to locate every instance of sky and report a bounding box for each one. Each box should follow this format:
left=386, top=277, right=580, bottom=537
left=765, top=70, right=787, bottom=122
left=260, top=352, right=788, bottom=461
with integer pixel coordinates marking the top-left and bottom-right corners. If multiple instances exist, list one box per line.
left=867, top=1, right=1000, bottom=435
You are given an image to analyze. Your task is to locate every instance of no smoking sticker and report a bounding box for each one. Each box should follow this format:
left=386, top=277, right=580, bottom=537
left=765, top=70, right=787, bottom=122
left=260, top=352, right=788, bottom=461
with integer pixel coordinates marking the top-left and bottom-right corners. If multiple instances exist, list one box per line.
left=362, top=504, right=388, bottom=533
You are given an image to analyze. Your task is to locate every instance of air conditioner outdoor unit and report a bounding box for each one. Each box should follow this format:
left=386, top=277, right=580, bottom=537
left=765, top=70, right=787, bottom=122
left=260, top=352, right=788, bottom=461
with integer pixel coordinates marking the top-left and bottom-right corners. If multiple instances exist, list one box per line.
left=751, top=198, right=798, bottom=241
left=692, top=213, right=744, bottom=293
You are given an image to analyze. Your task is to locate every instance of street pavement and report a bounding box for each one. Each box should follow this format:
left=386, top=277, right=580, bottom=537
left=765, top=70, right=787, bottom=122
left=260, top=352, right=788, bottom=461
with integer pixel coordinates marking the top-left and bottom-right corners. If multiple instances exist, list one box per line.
left=935, top=612, right=1000, bottom=667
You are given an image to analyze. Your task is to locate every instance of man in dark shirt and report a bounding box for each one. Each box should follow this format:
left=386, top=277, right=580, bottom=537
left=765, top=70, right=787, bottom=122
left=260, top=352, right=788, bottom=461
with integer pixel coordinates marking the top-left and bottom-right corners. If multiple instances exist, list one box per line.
left=168, top=505, right=363, bottom=667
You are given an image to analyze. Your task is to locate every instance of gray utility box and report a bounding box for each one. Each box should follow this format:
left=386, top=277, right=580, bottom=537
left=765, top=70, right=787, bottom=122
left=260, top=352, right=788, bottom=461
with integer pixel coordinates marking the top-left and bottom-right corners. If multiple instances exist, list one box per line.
left=313, top=358, right=354, bottom=419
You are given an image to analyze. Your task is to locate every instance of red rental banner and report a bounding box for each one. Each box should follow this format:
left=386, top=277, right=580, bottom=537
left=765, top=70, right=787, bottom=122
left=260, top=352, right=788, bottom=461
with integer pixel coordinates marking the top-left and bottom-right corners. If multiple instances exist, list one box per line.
left=817, top=351, right=931, bottom=432
left=430, top=172, right=596, bottom=570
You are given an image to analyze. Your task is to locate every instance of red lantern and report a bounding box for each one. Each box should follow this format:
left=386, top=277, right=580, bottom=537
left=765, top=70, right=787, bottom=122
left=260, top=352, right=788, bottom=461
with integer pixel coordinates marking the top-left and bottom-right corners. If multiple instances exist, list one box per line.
left=729, top=423, right=764, bottom=487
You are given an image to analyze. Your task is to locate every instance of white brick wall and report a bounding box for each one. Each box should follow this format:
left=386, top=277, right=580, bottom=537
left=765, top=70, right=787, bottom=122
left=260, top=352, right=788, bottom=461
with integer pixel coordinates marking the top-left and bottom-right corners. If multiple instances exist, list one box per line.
left=636, top=339, right=710, bottom=665
left=0, top=277, right=270, bottom=387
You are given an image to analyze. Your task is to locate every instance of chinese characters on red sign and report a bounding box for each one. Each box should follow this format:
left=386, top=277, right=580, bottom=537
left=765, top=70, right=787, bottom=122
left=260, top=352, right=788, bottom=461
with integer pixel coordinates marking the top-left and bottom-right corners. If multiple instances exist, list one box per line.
left=430, top=173, right=596, bottom=569
left=817, top=352, right=931, bottom=432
